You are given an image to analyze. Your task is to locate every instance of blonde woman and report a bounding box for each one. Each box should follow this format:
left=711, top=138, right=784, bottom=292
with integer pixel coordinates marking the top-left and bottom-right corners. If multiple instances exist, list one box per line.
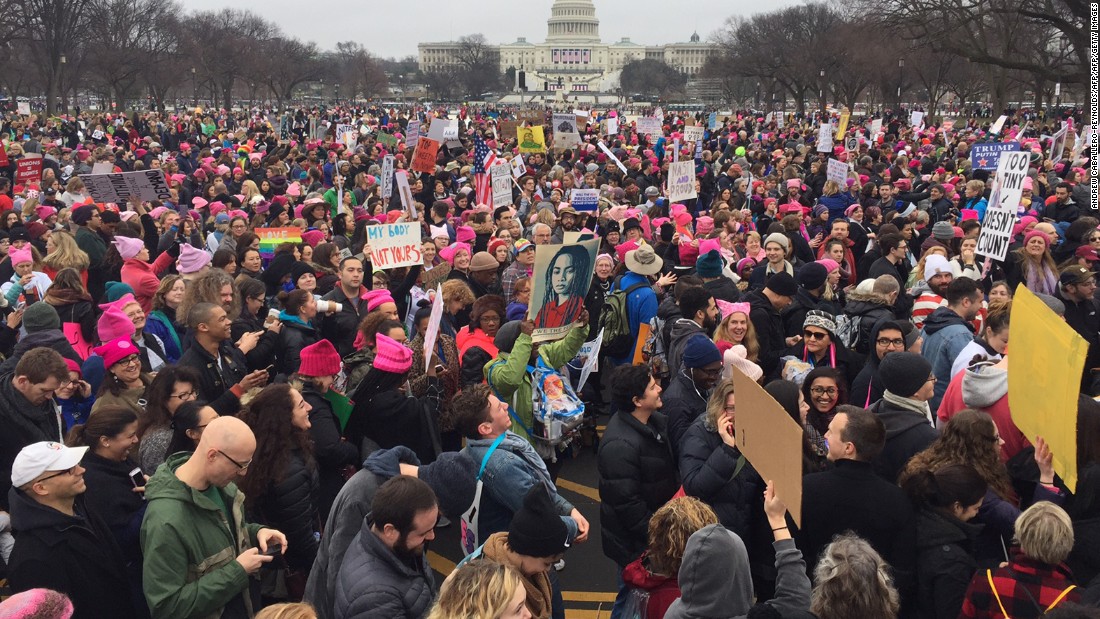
left=241, top=179, right=262, bottom=204
left=427, top=559, right=531, bottom=619
left=712, top=302, right=759, bottom=362
left=41, top=229, right=91, bottom=285
left=61, top=177, right=88, bottom=207
left=254, top=603, right=317, bottom=619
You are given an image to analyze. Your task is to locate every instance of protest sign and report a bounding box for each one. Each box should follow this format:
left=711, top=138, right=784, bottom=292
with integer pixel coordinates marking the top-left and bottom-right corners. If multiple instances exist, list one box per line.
left=16, top=102, right=30, bottom=115
left=552, top=114, right=580, bottom=149
left=637, top=116, right=662, bottom=136
left=845, top=137, right=859, bottom=153
left=427, top=118, right=457, bottom=142
left=410, top=137, right=440, bottom=174
left=571, top=188, right=599, bottom=212
left=257, top=227, right=303, bottom=260
left=80, top=169, right=172, bottom=203
left=491, top=164, right=512, bottom=208
left=1009, top=286, right=1087, bottom=491
left=606, top=116, right=618, bottom=135
left=498, top=120, right=518, bottom=142
left=683, top=125, right=704, bottom=143
left=909, top=111, right=925, bottom=127
left=336, top=124, right=357, bottom=148
left=381, top=155, right=395, bottom=199
left=528, top=239, right=600, bottom=343
left=406, top=120, right=421, bottom=148
left=91, top=161, right=114, bottom=175
left=367, top=222, right=423, bottom=269
left=0, top=147, right=8, bottom=169
left=816, top=123, right=833, bottom=153
left=376, top=132, right=398, bottom=149
left=1049, top=124, right=1069, bottom=160
left=598, top=141, right=628, bottom=175
left=835, top=112, right=850, bottom=138
left=708, top=112, right=718, bottom=130
left=989, top=115, right=1008, bottom=135
left=517, top=126, right=547, bottom=153
left=975, top=151, right=1029, bottom=261
left=826, top=158, right=848, bottom=186
left=970, top=141, right=1020, bottom=171
left=394, top=171, right=416, bottom=220
left=510, top=154, right=527, bottom=178
left=518, top=110, right=543, bottom=126
left=562, top=231, right=596, bottom=244
left=15, top=155, right=42, bottom=185
left=869, top=118, right=883, bottom=137
left=730, top=366, right=803, bottom=527
left=667, top=161, right=698, bottom=202
left=575, top=328, right=603, bottom=392
left=423, top=284, right=444, bottom=372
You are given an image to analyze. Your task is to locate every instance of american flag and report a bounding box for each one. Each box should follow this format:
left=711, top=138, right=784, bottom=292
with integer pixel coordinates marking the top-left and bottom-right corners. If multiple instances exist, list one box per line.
left=473, top=133, right=497, bottom=207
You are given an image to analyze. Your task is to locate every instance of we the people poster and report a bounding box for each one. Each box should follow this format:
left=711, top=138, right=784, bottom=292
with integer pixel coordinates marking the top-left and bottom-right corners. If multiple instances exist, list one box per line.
left=528, top=239, right=599, bottom=342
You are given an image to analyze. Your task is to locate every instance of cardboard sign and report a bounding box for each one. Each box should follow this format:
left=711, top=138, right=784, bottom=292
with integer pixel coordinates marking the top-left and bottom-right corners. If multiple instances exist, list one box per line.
left=16, top=155, right=42, bottom=185
left=683, top=126, right=704, bottom=142
left=598, top=141, right=628, bottom=175
left=970, top=142, right=1020, bottom=171
left=367, top=222, right=423, bottom=269
left=406, top=120, right=421, bottom=148
left=816, top=123, right=833, bottom=153
left=667, top=160, right=698, bottom=202
left=423, top=284, right=444, bottom=372
left=637, top=116, right=662, bottom=136
left=80, top=169, right=172, bottom=203
left=528, top=238, right=600, bottom=342
left=826, top=158, right=848, bottom=186
left=376, top=132, right=398, bottom=149
left=410, top=137, right=440, bottom=174
left=491, top=164, right=512, bottom=208
left=552, top=114, right=581, bottom=149
left=498, top=120, right=518, bottom=142
left=518, top=110, right=543, bottom=126
left=730, top=366, right=804, bottom=527
left=381, top=155, right=395, bottom=199
left=989, top=115, right=1008, bottom=135
left=517, top=126, right=546, bottom=153
left=975, top=151, right=1030, bottom=262
left=510, top=154, right=527, bottom=178
left=571, top=188, right=599, bottom=211
left=394, top=171, right=416, bottom=220
left=910, top=111, right=925, bottom=127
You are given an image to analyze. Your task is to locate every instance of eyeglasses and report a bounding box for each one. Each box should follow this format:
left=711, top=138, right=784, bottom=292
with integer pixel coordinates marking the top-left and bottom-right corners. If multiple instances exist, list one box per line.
left=926, top=375, right=937, bottom=384
left=810, top=386, right=838, bottom=396
left=117, top=355, right=141, bottom=368
left=171, top=390, right=196, bottom=400
left=59, top=379, right=76, bottom=388
left=216, top=449, right=252, bottom=471
left=876, top=337, right=905, bottom=348
left=802, top=330, right=829, bottom=341
left=38, top=466, right=79, bottom=483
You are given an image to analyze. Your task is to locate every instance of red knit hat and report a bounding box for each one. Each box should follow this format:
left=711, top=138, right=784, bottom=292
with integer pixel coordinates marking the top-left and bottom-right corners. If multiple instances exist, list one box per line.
left=298, top=339, right=341, bottom=377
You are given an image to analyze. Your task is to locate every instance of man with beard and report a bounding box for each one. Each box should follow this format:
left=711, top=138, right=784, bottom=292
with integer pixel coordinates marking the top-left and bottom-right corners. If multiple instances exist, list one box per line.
left=666, top=286, right=719, bottom=382
left=550, top=204, right=578, bottom=243
left=333, top=475, right=439, bottom=619
left=910, top=254, right=953, bottom=329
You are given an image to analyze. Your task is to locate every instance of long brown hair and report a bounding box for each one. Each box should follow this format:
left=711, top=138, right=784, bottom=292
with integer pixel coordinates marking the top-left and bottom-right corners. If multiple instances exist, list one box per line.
left=236, top=384, right=314, bottom=508
left=899, top=409, right=1015, bottom=502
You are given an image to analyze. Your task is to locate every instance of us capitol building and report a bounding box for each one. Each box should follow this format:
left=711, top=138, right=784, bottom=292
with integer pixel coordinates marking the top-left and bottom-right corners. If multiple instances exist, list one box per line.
left=417, top=0, right=717, bottom=95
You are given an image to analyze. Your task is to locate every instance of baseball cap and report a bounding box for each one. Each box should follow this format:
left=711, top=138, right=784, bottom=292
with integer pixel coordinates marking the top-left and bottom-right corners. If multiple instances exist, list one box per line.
left=1060, top=265, right=1096, bottom=287
left=11, top=441, right=88, bottom=488
left=1075, top=245, right=1100, bottom=262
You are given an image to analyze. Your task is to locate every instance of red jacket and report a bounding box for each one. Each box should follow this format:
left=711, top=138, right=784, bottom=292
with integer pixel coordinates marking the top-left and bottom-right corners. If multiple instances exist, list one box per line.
left=456, top=326, right=498, bottom=359
left=937, top=365, right=1029, bottom=462
left=120, top=251, right=174, bottom=315
left=959, top=551, right=1080, bottom=618
left=621, top=554, right=681, bottom=619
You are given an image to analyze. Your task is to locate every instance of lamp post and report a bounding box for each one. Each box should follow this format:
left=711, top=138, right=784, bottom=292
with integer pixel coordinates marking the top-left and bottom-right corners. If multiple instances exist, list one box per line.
left=58, top=55, right=66, bottom=114
left=897, top=58, right=904, bottom=109
left=1054, top=82, right=1061, bottom=118
left=819, top=69, right=825, bottom=120
left=191, top=67, right=197, bottom=107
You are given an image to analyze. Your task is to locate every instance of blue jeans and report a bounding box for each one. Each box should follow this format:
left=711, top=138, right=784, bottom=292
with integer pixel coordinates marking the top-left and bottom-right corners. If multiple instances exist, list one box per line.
left=610, top=568, right=629, bottom=619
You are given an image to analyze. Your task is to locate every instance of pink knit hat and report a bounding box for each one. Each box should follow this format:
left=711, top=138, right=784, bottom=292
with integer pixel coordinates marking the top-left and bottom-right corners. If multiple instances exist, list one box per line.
left=439, top=242, right=471, bottom=266
left=112, top=236, right=145, bottom=260
left=177, top=244, right=211, bottom=274
left=361, top=288, right=395, bottom=312
left=0, top=588, right=74, bottom=618
left=97, top=306, right=136, bottom=343
left=373, top=334, right=412, bottom=373
left=301, top=229, right=325, bottom=248
left=34, top=205, right=56, bottom=221
left=8, top=247, right=32, bottom=266
left=455, top=225, right=476, bottom=244
left=94, top=335, right=140, bottom=369
left=298, top=339, right=341, bottom=377
left=817, top=258, right=840, bottom=273
left=695, top=216, right=715, bottom=236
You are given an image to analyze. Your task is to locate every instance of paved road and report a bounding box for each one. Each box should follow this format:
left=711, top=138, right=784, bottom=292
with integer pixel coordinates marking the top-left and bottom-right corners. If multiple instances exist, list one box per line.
left=427, top=414, right=621, bottom=619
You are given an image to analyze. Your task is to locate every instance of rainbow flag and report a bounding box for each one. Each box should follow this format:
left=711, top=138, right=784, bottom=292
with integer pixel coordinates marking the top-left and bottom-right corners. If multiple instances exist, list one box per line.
left=257, top=227, right=302, bottom=260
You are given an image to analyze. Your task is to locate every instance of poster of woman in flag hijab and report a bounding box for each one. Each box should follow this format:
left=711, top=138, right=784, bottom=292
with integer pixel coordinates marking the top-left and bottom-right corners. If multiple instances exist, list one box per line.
left=529, top=238, right=599, bottom=342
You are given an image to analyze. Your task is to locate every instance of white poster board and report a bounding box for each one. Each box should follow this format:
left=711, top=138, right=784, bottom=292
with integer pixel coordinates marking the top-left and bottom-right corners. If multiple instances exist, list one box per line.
left=975, top=151, right=1030, bottom=262
left=667, top=160, right=698, bottom=202
left=406, top=120, right=421, bottom=148
left=683, top=126, right=704, bottom=142
left=394, top=171, right=416, bottom=220
left=826, top=158, right=848, bottom=186
left=552, top=114, right=581, bottom=149
left=816, top=123, right=833, bottom=153
left=366, top=222, right=423, bottom=269
left=606, top=117, right=619, bottom=135
left=79, top=169, right=172, bottom=203
left=598, top=141, right=628, bottom=175
left=423, top=284, right=444, bottom=372
left=910, top=111, right=925, bottom=127
left=510, top=154, right=527, bottom=178
left=571, top=188, right=599, bottom=212
left=636, top=116, right=662, bottom=136
left=381, top=155, right=395, bottom=199
left=336, top=124, right=356, bottom=148
left=989, top=115, right=1008, bottom=135
left=869, top=118, right=883, bottom=137
left=491, top=164, right=512, bottom=208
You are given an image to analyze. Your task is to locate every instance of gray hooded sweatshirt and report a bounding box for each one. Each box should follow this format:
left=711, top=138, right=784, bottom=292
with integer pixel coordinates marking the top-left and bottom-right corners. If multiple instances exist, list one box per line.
left=664, top=524, right=811, bottom=619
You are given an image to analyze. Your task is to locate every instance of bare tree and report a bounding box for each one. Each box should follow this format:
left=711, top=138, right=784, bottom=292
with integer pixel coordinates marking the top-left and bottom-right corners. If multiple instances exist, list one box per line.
left=256, top=37, right=321, bottom=105
left=454, top=34, right=501, bottom=97
left=330, top=42, right=389, bottom=101
left=10, top=0, right=93, bottom=114
left=86, top=0, right=182, bottom=109
left=182, top=9, right=275, bottom=110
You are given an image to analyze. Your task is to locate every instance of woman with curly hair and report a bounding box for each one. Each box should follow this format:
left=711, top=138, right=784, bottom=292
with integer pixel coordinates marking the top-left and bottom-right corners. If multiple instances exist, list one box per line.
left=237, top=383, right=320, bottom=595
left=899, top=409, right=1063, bottom=563
left=809, top=533, right=900, bottom=618
left=427, top=559, right=530, bottom=619
left=622, top=497, right=719, bottom=619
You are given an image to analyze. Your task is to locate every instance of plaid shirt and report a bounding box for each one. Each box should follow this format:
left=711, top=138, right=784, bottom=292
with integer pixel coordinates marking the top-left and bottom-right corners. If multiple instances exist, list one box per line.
left=959, top=550, right=1080, bottom=618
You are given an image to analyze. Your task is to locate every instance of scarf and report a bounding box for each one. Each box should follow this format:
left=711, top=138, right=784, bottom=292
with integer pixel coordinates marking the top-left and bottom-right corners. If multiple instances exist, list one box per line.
left=882, top=389, right=934, bottom=427
left=482, top=533, right=553, bottom=619
left=43, top=287, right=91, bottom=307
left=1024, top=259, right=1057, bottom=295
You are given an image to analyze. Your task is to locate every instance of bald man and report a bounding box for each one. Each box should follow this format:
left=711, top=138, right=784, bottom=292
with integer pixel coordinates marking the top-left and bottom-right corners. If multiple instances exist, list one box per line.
left=140, top=416, right=287, bottom=619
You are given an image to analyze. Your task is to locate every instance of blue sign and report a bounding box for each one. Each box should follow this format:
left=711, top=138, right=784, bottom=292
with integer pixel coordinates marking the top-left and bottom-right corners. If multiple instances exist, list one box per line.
left=708, top=112, right=718, bottom=130
left=570, top=188, right=599, bottom=211
left=970, top=142, right=1020, bottom=171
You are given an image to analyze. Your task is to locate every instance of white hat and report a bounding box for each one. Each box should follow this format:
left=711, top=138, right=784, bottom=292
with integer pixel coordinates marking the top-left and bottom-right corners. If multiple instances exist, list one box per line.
left=12, top=442, right=88, bottom=488
left=923, top=254, right=952, bottom=281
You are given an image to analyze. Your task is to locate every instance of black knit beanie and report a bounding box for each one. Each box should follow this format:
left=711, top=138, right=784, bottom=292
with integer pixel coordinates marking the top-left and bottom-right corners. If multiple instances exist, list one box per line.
left=507, top=487, right=570, bottom=558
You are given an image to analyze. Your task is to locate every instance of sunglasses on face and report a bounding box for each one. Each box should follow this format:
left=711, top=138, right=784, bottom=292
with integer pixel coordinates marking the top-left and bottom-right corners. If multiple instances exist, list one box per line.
left=803, top=330, right=829, bottom=341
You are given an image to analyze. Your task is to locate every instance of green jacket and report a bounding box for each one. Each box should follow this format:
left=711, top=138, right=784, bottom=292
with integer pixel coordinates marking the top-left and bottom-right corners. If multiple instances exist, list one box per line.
left=484, top=324, right=589, bottom=444
left=323, top=187, right=359, bottom=219
left=140, top=452, right=263, bottom=619
left=75, top=226, right=106, bottom=268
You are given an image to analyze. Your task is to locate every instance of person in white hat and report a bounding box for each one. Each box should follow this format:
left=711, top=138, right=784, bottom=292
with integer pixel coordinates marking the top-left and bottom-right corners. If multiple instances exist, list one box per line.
left=7, top=441, right=140, bottom=618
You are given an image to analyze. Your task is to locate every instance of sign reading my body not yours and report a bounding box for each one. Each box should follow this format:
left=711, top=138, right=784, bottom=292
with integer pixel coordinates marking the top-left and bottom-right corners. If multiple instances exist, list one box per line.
left=367, top=223, right=423, bottom=269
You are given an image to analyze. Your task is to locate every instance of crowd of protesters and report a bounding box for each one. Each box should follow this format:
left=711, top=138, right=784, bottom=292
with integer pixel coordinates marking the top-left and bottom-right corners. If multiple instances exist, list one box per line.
left=0, top=99, right=1096, bottom=619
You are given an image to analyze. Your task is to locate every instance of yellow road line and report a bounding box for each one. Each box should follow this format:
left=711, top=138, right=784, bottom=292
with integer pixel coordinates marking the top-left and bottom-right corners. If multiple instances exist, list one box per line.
left=566, top=609, right=610, bottom=618
left=562, top=591, right=617, bottom=602
left=427, top=550, right=456, bottom=575
left=557, top=478, right=601, bottom=501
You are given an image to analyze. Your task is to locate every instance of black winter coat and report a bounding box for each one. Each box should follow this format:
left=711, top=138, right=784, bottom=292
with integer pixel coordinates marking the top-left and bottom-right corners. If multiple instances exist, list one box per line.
left=277, top=319, right=320, bottom=377
left=7, top=490, right=139, bottom=619
left=914, top=509, right=981, bottom=619
left=663, top=370, right=707, bottom=458
left=703, top=276, right=741, bottom=303
left=302, top=384, right=360, bottom=522
left=746, top=290, right=785, bottom=378
left=231, top=309, right=279, bottom=371
left=597, top=411, right=680, bottom=567
left=678, top=415, right=763, bottom=540
left=249, top=448, right=320, bottom=572
left=177, top=341, right=249, bottom=416
left=0, top=372, right=62, bottom=510
left=350, top=378, right=441, bottom=465
left=870, top=397, right=938, bottom=484
left=781, top=288, right=838, bottom=339
left=51, top=298, right=98, bottom=343
left=320, top=286, right=368, bottom=358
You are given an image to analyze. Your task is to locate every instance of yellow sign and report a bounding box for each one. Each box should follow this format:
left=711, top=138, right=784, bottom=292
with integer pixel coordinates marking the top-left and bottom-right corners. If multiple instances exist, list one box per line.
left=1008, top=285, right=1086, bottom=491
left=836, top=112, right=850, bottom=139
left=517, top=125, right=546, bottom=154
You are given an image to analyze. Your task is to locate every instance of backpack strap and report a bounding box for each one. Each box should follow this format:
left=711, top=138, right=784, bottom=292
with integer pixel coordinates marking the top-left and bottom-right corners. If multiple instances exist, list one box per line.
left=476, top=433, right=507, bottom=480
left=486, top=358, right=536, bottom=437
left=1046, top=585, right=1077, bottom=612
left=987, top=569, right=1012, bottom=619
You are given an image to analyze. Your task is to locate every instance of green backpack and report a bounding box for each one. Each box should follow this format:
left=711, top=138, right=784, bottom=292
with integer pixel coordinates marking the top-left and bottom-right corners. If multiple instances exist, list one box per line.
left=599, top=279, right=648, bottom=357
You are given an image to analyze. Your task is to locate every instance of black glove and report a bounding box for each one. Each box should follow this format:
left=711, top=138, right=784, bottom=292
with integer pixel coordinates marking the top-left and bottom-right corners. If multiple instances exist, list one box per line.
left=166, top=240, right=181, bottom=259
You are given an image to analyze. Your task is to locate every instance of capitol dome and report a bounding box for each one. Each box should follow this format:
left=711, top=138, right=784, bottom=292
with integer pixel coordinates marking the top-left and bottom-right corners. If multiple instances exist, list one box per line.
left=546, top=0, right=600, bottom=43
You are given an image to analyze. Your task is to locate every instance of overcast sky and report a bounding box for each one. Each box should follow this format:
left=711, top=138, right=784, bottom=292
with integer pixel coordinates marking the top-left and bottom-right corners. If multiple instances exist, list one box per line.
left=183, top=0, right=803, bottom=59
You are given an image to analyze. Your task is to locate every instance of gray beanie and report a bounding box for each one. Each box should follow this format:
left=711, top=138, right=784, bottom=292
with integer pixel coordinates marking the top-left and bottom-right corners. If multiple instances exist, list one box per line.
left=878, top=352, right=932, bottom=398
left=494, top=320, right=524, bottom=354
left=417, top=452, right=479, bottom=518
left=22, top=302, right=59, bottom=333
left=931, top=221, right=955, bottom=242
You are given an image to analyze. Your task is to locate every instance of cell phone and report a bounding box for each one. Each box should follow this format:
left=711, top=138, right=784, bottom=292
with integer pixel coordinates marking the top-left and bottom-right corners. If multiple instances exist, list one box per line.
left=434, top=364, right=445, bottom=374
left=128, top=466, right=145, bottom=488
left=262, top=543, right=283, bottom=557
